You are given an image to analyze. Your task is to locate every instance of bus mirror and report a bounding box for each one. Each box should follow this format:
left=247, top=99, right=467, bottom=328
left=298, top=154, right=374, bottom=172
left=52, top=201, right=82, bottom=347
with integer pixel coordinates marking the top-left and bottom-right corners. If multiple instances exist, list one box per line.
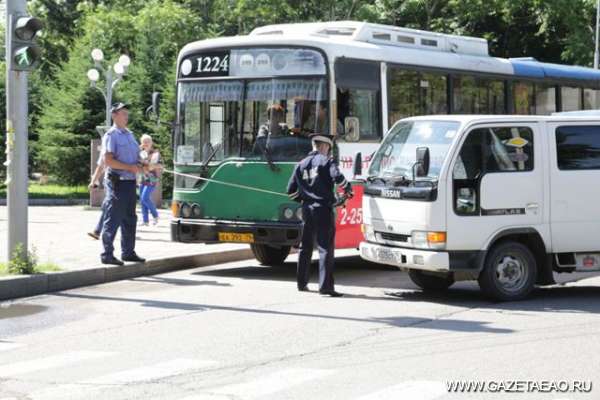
left=152, top=92, right=161, bottom=118
left=145, top=91, right=162, bottom=124
left=415, top=147, right=430, bottom=177
left=344, top=117, right=360, bottom=142
left=353, top=152, right=363, bottom=177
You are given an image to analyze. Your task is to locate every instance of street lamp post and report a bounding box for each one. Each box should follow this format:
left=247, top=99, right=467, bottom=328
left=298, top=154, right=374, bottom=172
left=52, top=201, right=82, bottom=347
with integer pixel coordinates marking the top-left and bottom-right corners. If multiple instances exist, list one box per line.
left=86, top=49, right=131, bottom=207
left=595, top=0, right=600, bottom=69
left=87, top=49, right=131, bottom=130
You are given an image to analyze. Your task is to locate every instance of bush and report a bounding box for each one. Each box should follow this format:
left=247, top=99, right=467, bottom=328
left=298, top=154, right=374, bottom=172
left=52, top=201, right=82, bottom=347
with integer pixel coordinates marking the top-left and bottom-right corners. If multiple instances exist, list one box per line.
left=8, top=244, right=38, bottom=275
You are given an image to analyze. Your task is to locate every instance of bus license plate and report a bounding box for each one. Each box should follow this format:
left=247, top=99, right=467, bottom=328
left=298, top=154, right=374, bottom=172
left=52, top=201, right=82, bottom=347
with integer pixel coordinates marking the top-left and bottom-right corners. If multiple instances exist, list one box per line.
left=218, top=232, right=254, bottom=243
left=377, top=248, right=396, bottom=262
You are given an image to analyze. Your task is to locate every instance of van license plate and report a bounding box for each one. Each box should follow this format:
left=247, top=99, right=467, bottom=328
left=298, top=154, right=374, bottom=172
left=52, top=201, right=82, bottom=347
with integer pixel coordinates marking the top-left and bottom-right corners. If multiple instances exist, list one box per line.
left=218, top=232, right=254, bottom=243
left=377, top=248, right=396, bottom=262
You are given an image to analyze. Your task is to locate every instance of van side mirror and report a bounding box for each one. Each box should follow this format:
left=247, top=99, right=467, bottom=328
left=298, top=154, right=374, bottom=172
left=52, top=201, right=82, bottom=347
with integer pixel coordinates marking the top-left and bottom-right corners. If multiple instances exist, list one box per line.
left=353, top=152, right=362, bottom=178
left=415, top=147, right=430, bottom=177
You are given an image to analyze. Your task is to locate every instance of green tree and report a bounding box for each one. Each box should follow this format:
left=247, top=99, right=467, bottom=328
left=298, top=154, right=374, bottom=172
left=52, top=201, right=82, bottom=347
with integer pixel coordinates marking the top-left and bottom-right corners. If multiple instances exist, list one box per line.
left=35, top=7, right=137, bottom=184
left=35, top=0, right=207, bottom=185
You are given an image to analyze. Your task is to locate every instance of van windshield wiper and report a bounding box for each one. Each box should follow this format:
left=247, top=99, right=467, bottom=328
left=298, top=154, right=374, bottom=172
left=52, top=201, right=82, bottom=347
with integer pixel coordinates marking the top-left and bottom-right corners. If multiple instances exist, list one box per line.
left=367, top=176, right=387, bottom=185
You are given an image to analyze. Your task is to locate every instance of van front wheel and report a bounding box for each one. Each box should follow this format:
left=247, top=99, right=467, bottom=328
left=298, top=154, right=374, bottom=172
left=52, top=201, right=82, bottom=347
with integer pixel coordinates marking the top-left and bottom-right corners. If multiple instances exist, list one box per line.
left=478, top=241, right=537, bottom=301
left=408, top=269, right=454, bottom=291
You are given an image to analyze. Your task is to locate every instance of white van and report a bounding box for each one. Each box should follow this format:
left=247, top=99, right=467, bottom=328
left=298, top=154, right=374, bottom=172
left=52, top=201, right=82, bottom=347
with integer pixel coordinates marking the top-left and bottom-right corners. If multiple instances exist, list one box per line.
left=358, top=114, right=600, bottom=301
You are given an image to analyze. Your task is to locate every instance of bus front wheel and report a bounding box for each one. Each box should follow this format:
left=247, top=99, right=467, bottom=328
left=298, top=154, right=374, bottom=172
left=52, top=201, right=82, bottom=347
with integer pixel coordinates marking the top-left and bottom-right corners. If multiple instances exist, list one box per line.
left=250, top=244, right=291, bottom=266
left=408, top=269, right=454, bottom=291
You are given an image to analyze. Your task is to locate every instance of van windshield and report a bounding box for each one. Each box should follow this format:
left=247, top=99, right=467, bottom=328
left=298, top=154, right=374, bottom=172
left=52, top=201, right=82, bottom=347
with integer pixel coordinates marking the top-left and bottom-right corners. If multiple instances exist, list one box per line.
left=369, top=120, right=461, bottom=180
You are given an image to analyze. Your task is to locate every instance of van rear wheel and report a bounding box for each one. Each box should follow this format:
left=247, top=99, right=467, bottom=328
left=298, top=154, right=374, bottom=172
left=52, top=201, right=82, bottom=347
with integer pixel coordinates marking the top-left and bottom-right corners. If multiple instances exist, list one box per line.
left=478, top=241, right=537, bottom=301
left=250, top=244, right=291, bottom=266
left=408, top=269, right=454, bottom=291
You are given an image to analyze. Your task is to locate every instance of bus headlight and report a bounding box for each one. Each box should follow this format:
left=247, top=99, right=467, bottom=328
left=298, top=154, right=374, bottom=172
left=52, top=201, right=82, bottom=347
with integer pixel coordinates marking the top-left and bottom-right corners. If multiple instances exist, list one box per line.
left=361, top=224, right=376, bottom=242
left=283, top=207, right=294, bottom=220
left=411, top=231, right=446, bottom=250
left=295, top=207, right=302, bottom=220
left=180, top=203, right=192, bottom=219
left=191, top=203, right=202, bottom=218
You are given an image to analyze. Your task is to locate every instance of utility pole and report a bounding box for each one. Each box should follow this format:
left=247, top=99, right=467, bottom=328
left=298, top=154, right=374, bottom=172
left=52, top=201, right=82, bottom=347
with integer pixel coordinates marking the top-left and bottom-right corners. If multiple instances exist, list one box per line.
left=4, top=0, right=42, bottom=262
left=595, top=0, right=600, bottom=69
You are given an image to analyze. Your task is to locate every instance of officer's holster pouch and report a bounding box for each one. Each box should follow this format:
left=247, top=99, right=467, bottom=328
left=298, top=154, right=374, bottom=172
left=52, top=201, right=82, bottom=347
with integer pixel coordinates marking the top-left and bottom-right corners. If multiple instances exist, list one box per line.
left=108, top=171, right=120, bottom=187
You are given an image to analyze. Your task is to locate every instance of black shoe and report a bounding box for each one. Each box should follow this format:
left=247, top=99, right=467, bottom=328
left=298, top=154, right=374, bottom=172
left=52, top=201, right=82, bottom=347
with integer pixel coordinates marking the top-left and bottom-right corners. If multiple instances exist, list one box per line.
left=102, top=256, right=124, bottom=266
left=319, top=290, right=343, bottom=297
left=87, top=231, right=100, bottom=240
left=298, top=285, right=309, bottom=292
left=122, top=254, right=146, bottom=263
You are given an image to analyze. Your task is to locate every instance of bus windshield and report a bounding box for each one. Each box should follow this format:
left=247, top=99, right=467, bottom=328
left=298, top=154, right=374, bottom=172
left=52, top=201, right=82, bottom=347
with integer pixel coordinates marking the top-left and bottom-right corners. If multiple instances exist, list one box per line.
left=369, top=120, right=461, bottom=181
left=176, top=77, right=328, bottom=164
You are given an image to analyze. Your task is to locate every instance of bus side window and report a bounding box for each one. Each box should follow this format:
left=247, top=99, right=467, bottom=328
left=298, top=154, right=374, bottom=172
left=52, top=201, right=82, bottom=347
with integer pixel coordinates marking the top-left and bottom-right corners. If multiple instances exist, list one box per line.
left=453, top=129, right=483, bottom=215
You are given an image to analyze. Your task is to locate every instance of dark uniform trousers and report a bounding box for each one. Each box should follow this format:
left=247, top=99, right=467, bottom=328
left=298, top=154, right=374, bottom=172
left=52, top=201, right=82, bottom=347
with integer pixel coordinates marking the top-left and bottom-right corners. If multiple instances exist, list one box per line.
left=297, top=204, right=335, bottom=292
left=101, top=179, right=137, bottom=260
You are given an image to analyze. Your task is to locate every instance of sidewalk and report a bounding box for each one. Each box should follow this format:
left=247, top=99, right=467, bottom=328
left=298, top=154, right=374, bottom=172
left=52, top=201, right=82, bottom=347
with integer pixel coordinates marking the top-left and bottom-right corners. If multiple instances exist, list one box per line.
left=0, top=206, right=253, bottom=300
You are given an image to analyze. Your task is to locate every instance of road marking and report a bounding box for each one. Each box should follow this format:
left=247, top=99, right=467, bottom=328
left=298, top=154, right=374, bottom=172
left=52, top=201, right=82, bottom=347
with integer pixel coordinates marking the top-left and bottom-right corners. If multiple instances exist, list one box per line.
left=0, top=351, right=114, bottom=378
left=356, top=380, right=447, bottom=400
left=90, top=358, right=216, bottom=384
left=27, top=358, right=216, bottom=400
left=186, top=368, right=335, bottom=400
left=0, top=342, right=24, bottom=352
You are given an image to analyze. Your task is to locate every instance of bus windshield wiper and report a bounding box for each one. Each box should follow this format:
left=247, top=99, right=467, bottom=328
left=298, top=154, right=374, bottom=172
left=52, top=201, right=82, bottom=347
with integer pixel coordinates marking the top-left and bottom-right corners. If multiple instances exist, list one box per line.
left=261, top=141, right=279, bottom=172
left=202, top=143, right=222, bottom=168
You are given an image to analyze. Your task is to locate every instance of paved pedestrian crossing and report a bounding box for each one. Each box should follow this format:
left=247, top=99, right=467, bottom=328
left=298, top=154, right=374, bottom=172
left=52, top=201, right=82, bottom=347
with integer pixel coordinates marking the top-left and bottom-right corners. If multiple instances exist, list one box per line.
left=0, top=345, right=576, bottom=400
left=0, top=342, right=25, bottom=353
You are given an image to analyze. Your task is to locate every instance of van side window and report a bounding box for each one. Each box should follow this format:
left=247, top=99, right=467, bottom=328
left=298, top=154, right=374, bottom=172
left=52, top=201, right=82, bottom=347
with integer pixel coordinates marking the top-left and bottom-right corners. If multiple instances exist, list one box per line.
left=453, top=131, right=482, bottom=215
left=556, top=125, right=600, bottom=170
left=484, top=127, right=534, bottom=172
left=453, top=126, right=535, bottom=215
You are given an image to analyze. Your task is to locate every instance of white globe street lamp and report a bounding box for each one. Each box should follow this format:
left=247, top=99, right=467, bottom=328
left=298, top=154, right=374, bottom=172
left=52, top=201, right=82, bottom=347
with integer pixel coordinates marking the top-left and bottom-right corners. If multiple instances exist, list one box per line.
left=86, top=48, right=132, bottom=128
left=87, top=68, right=99, bottom=82
left=119, top=54, right=131, bottom=68
left=91, top=48, right=104, bottom=63
left=113, top=62, right=124, bottom=76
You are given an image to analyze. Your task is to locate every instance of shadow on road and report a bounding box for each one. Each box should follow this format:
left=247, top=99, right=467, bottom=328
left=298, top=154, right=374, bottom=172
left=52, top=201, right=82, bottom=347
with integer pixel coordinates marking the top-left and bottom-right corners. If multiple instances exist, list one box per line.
left=131, top=276, right=232, bottom=287
left=194, top=255, right=600, bottom=315
left=51, top=291, right=513, bottom=333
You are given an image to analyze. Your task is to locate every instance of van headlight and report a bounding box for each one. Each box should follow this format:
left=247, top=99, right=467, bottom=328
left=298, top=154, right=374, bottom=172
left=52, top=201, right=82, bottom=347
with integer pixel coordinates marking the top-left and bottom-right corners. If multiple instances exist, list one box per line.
left=411, top=231, right=446, bottom=250
left=361, top=224, right=376, bottom=242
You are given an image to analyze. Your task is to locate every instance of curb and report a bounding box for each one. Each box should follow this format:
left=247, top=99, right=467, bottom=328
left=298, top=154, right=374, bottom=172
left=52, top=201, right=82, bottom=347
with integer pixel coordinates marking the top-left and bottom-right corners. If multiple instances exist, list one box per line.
left=0, top=199, right=89, bottom=206
left=0, top=248, right=254, bottom=301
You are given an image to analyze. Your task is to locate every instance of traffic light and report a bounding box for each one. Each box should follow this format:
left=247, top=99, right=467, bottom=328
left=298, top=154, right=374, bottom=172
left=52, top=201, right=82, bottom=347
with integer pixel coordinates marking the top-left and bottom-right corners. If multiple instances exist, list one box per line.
left=9, top=15, right=43, bottom=71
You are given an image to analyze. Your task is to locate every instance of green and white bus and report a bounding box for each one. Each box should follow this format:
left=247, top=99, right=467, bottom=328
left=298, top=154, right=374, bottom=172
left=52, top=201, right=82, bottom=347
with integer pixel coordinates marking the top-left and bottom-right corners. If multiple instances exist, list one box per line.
left=169, top=21, right=600, bottom=265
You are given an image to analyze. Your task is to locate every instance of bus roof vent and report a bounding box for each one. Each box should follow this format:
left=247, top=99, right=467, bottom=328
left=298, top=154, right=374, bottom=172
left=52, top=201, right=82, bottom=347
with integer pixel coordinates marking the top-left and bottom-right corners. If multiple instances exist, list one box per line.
left=317, top=27, right=357, bottom=36
left=248, top=22, right=489, bottom=56
left=354, top=23, right=489, bottom=56
left=255, top=30, right=284, bottom=35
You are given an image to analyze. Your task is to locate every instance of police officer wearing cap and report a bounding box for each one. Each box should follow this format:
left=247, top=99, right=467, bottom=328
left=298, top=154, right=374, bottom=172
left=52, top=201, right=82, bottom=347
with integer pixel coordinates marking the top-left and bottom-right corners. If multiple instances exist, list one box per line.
left=100, top=103, right=146, bottom=265
left=287, top=133, right=353, bottom=297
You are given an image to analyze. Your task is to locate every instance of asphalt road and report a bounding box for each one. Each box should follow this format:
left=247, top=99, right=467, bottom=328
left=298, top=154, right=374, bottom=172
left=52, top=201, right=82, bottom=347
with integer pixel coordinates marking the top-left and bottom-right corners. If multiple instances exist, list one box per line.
left=1, top=252, right=600, bottom=400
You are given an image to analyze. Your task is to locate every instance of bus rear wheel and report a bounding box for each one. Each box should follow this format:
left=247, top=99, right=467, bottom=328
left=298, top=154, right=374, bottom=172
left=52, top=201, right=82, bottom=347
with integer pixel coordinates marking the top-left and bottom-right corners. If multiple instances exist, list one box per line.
left=408, top=269, right=454, bottom=291
left=250, top=244, right=291, bottom=266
